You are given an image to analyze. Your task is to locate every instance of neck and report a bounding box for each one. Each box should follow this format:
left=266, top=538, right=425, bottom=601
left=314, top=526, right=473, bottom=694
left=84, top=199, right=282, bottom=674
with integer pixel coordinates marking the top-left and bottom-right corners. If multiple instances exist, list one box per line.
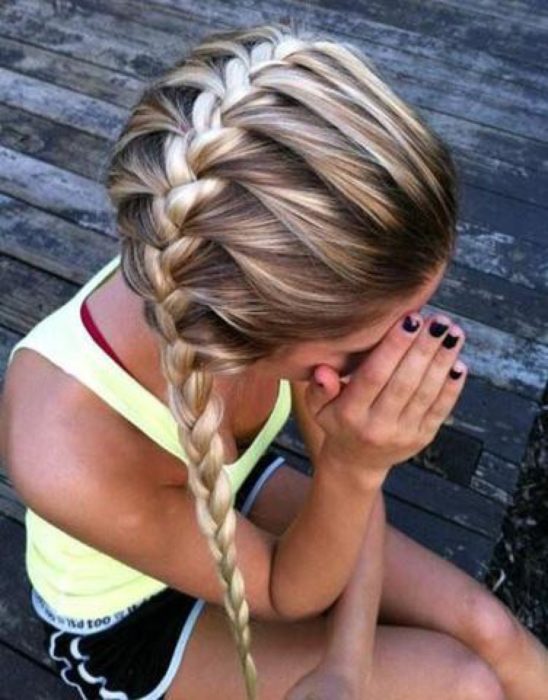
left=96, top=269, right=263, bottom=432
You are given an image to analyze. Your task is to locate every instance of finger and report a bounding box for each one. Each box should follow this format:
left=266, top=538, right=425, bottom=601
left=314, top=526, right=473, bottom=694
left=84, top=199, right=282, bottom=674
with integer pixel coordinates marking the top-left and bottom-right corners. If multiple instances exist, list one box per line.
left=343, top=312, right=424, bottom=411
left=369, top=313, right=456, bottom=418
left=397, top=321, right=465, bottom=426
left=418, top=359, right=468, bottom=437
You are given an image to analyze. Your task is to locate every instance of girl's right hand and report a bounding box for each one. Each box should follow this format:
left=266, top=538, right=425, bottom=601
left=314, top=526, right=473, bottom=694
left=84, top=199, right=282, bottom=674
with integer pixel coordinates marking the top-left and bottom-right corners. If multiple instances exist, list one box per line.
left=305, top=313, right=468, bottom=479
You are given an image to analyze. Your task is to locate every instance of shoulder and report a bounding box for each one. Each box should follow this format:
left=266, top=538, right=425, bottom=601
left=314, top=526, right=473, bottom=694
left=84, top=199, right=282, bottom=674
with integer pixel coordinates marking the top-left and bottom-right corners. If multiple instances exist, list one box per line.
left=4, top=349, right=185, bottom=510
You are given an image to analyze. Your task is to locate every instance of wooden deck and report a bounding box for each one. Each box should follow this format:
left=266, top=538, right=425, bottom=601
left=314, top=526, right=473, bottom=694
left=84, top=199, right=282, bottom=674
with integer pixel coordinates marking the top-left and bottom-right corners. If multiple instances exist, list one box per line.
left=1, top=0, right=547, bottom=696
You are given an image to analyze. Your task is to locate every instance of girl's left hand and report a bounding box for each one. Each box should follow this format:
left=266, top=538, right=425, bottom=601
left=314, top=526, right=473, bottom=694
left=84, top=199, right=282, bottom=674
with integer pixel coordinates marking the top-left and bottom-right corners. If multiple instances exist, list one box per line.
left=284, top=663, right=358, bottom=700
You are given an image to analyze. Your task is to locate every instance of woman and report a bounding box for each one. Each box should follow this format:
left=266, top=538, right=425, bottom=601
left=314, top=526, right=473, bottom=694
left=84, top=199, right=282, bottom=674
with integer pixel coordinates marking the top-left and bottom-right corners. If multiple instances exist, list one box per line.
left=3, top=20, right=547, bottom=700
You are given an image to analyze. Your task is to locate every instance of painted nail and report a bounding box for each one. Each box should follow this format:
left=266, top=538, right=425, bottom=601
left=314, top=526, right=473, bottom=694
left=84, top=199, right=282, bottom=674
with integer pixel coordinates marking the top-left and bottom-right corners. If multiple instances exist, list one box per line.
left=430, top=320, right=449, bottom=337
left=442, top=333, right=459, bottom=349
left=402, top=315, right=420, bottom=333
left=449, top=360, right=466, bottom=379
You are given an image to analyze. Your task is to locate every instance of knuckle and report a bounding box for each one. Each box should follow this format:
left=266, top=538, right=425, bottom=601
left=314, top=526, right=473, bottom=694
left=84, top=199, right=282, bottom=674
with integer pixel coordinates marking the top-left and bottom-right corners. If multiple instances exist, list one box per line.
left=413, top=341, right=433, bottom=364
left=363, top=422, right=390, bottom=447
left=391, top=375, right=415, bottom=399
left=412, top=385, right=432, bottom=407
left=433, top=349, right=452, bottom=369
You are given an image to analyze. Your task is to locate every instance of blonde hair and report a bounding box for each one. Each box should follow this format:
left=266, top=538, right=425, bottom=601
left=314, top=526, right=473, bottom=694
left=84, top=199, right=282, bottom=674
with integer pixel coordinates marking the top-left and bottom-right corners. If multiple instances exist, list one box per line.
left=105, top=19, right=458, bottom=699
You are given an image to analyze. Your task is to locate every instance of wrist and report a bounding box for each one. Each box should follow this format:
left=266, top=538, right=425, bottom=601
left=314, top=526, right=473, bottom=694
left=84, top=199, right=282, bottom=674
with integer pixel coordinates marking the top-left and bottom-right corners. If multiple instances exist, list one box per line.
left=314, top=449, right=391, bottom=491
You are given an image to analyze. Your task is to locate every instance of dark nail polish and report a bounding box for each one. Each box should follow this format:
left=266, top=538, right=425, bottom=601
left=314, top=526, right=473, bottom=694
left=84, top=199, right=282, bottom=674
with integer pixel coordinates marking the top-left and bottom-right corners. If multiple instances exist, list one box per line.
left=442, top=333, right=459, bottom=349
left=402, top=315, right=420, bottom=333
left=449, top=367, right=463, bottom=380
left=430, top=321, right=449, bottom=337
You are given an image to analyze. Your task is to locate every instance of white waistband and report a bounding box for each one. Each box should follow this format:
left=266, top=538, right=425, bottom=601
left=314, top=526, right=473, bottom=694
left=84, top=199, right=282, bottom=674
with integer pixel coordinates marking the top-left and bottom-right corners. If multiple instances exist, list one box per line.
left=31, top=588, right=152, bottom=635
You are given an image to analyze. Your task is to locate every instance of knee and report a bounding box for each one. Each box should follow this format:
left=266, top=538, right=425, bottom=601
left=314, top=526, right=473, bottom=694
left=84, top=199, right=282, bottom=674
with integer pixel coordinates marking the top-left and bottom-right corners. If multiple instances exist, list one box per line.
left=461, top=589, right=521, bottom=660
left=459, top=657, right=506, bottom=700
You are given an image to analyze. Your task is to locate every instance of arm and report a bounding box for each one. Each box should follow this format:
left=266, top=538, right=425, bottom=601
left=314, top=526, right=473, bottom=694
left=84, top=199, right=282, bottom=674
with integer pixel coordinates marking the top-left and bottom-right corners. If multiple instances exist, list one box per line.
left=270, top=456, right=387, bottom=621
left=285, top=490, right=386, bottom=700
left=269, top=380, right=391, bottom=621
left=321, top=488, right=386, bottom=689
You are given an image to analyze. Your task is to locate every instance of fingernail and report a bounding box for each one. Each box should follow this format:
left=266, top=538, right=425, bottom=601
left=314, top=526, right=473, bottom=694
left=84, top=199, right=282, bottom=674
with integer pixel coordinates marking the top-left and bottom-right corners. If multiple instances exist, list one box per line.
left=402, top=315, right=420, bottom=333
left=449, top=359, right=466, bottom=379
left=430, top=320, right=449, bottom=337
left=442, top=333, right=459, bottom=349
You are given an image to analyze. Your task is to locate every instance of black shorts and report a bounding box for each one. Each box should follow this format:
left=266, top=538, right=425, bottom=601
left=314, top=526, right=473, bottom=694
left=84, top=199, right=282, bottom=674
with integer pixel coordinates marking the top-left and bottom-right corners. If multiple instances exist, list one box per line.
left=37, top=451, right=288, bottom=700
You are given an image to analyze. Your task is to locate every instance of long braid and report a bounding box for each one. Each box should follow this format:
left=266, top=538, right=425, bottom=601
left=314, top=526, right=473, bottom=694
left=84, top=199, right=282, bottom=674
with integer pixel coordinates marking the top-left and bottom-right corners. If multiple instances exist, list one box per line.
left=146, top=245, right=257, bottom=697
left=139, top=168, right=260, bottom=695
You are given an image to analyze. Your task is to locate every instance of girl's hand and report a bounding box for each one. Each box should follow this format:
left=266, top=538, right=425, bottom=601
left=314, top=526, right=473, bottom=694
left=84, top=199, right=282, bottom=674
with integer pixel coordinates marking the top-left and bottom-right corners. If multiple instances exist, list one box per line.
left=305, top=313, right=468, bottom=478
left=284, top=663, right=356, bottom=700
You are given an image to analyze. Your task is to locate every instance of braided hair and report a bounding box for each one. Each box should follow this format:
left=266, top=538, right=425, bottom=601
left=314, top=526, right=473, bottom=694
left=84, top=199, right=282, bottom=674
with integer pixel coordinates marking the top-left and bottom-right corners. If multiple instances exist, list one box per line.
left=105, top=20, right=459, bottom=699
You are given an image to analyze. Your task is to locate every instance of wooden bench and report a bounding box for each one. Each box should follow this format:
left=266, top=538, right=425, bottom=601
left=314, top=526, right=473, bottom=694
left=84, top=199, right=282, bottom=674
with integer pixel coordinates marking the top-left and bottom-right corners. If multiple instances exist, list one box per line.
left=1, top=0, right=546, bottom=695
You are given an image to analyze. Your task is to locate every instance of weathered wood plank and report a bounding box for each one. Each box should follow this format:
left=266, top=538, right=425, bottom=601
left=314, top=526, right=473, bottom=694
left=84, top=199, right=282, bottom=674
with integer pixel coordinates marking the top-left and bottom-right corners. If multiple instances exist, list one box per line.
left=471, top=451, right=521, bottom=508
left=426, top=0, right=548, bottom=32
left=385, top=463, right=506, bottom=540
left=283, top=0, right=548, bottom=68
left=0, top=0, right=192, bottom=80
left=459, top=182, right=547, bottom=250
left=423, top=373, right=539, bottom=465
left=0, top=194, right=118, bottom=282
left=0, top=147, right=113, bottom=234
left=428, top=112, right=548, bottom=208
left=436, top=260, right=548, bottom=345
left=455, top=223, right=547, bottom=294
left=384, top=494, right=495, bottom=581
left=0, top=33, right=144, bottom=110
left=0, top=65, right=123, bottom=140
left=0, top=256, right=81, bottom=334
left=0, top=642, right=72, bottom=700
left=0, top=101, right=116, bottom=183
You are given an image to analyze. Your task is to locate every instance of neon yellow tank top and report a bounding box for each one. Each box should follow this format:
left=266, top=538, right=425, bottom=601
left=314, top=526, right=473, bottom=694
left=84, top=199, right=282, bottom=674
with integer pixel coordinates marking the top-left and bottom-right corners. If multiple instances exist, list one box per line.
left=7, top=254, right=292, bottom=619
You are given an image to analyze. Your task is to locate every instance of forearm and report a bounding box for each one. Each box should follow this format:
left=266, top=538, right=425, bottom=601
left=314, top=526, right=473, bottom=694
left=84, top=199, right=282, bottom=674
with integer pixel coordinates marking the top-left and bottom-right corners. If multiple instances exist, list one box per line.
left=321, top=488, right=387, bottom=690
left=270, top=457, right=390, bottom=622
